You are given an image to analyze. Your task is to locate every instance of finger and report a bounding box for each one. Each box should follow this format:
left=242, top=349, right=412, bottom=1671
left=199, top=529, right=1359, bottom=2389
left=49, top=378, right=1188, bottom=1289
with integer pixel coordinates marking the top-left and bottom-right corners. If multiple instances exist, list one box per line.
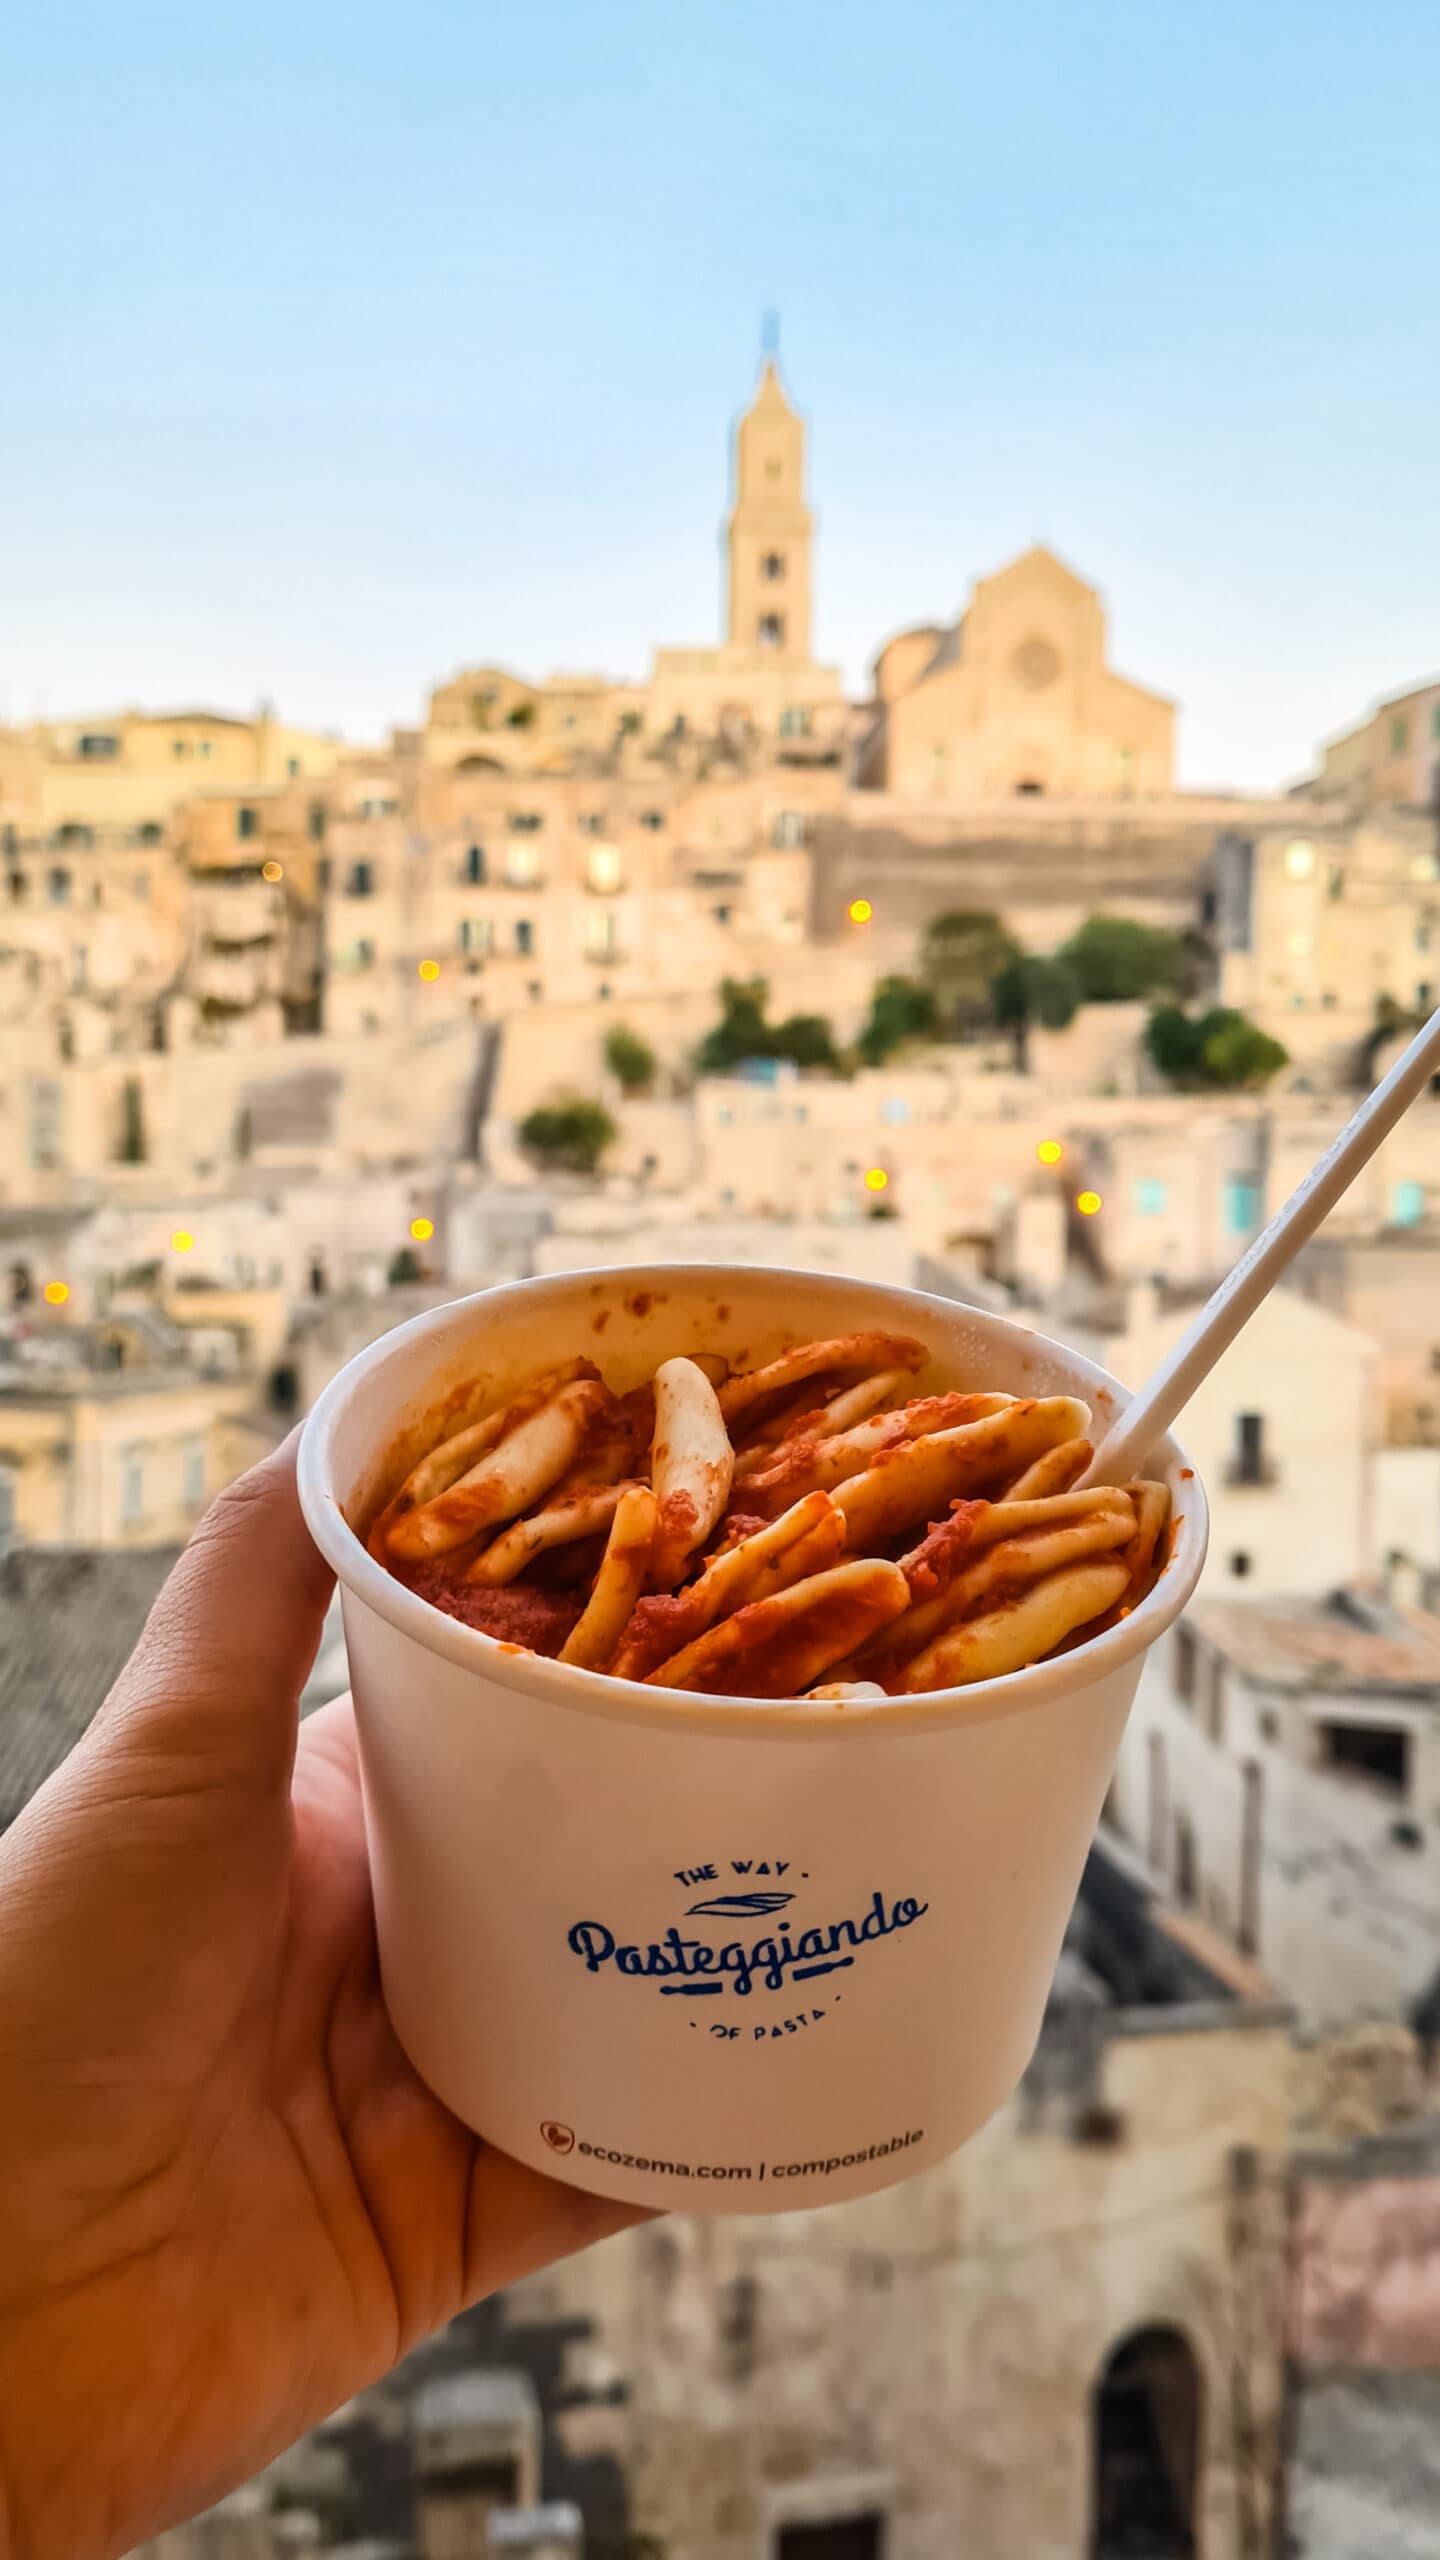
left=464, top=2146, right=651, bottom=2302
left=101, top=1431, right=334, bottom=1798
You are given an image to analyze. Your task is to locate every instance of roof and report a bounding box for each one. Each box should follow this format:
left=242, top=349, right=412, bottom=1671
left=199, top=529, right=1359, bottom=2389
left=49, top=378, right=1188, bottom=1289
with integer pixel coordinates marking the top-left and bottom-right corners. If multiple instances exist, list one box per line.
left=413, top=2370, right=538, bottom=2432
left=0, top=1545, right=182, bottom=1826
left=1192, top=1591, right=1440, bottom=1695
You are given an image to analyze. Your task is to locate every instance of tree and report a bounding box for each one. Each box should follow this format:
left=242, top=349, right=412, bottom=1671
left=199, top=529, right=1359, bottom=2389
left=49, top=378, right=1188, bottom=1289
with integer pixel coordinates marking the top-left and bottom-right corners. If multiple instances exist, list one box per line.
left=920, top=911, right=1021, bottom=1036
left=118, top=1076, right=148, bottom=1164
left=1146, top=1005, right=1288, bottom=1091
left=604, top=1023, right=657, bottom=1094
left=696, top=978, right=839, bottom=1075
left=772, top=1012, right=839, bottom=1070
left=1060, top=915, right=1184, bottom=1004
left=857, top=974, right=937, bottom=1066
left=518, top=1097, right=618, bottom=1175
left=990, top=953, right=1081, bottom=1070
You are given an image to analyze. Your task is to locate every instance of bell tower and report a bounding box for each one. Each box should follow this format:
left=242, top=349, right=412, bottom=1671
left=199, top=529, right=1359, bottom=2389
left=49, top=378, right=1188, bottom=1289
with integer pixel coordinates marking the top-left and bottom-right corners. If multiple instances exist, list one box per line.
left=726, top=354, right=813, bottom=663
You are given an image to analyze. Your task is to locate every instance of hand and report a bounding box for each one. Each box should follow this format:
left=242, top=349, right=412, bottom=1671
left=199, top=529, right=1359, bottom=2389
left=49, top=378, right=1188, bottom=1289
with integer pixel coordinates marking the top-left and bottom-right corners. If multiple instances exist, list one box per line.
left=0, top=1438, right=641, bottom=2560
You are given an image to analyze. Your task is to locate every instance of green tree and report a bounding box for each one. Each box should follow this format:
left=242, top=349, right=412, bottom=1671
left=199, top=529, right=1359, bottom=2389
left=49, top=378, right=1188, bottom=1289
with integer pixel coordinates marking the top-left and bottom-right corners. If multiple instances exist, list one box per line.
left=772, top=1012, right=838, bottom=1070
left=1146, top=1005, right=1288, bottom=1091
left=603, top=1022, right=658, bottom=1094
left=386, top=1246, right=422, bottom=1286
left=990, top=953, right=1081, bottom=1070
left=518, top=1097, right=618, bottom=1175
left=857, top=974, right=937, bottom=1066
left=920, top=911, right=1021, bottom=1036
left=118, top=1076, right=148, bottom=1164
left=695, top=978, right=839, bottom=1075
left=1060, top=915, right=1184, bottom=1004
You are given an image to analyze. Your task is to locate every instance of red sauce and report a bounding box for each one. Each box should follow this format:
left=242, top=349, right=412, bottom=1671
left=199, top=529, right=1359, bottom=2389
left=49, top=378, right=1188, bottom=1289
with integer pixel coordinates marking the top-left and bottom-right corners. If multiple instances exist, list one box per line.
left=400, top=1560, right=580, bottom=1655
left=903, top=1500, right=986, bottom=1600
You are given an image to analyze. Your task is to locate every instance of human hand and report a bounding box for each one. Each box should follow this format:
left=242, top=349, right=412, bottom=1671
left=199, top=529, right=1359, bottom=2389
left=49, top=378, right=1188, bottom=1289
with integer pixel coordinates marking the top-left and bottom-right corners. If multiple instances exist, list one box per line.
left=0, top=1437, right=641, bottom=2560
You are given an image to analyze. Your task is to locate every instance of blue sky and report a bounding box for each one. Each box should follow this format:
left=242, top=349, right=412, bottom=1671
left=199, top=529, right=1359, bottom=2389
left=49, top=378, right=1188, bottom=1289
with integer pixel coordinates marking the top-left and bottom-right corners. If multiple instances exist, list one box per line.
left=2, top=0, right=1436, bottom=786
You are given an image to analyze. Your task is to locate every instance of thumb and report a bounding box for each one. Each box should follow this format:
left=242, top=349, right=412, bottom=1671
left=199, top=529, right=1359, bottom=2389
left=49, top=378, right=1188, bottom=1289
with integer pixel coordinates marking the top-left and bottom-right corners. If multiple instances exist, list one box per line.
left=100, top=1432, right=335, bottom=1799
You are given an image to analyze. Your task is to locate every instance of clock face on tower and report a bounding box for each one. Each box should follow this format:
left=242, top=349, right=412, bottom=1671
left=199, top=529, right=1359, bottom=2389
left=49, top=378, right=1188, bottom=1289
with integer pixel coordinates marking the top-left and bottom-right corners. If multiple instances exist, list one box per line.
left=1013, top=636, right=1062, bottom=691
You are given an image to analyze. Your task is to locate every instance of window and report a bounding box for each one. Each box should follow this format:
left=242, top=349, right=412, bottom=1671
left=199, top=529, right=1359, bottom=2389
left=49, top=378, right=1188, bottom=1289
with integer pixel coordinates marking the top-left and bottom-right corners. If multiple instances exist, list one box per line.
left=880, top=1097, right=912, bottom=1127
left=1133, top=1176, right=1168, bottom=1217
left=459, top=917, right=493, bottom=956
left=48, top=868, right=72, bottom=906
left=345, top=861, right=374, bottom=897
left=1392, top=715, right=1411, bottom=755
left=308, top=803, right=326, bottom=842
left=29, top=1080, right=62, bottom=1170
left=198, top=739, right=212, bottom=758
left=1391, top=1179, right=1425, bottom=1226
left=1418, top=925, right=1431, bottom=954
left=1174, top=1813, right=1197, bottom=1909
left=316, top=857, right=331, bottom=892
left=1327, top=863, right=1345, bottom=899
left=78, top=732, right=120, bottom=760
left=1319, top=1721, right=1410, bottom=1796
left=586, top=844, right=623, bottom=894
left=236, top=806, right=259, bottom=841
left=772, top=810, right=807, bottom=849
left=505, top=844, right=539, bottom=887
left=1174, top=1624, right=1196, bottom=1704
left=286, top=755, right=299, bottom=779
left=585, top=908, right=617, bottom=960
left=121, top=1449, right=144, bottom=1530
left=578, top=812, right=606, bottom=836
left=1223, top=1175, right=1259, bottom=1236
left=761, top=552, right=786, bottom=582
left=71, top=946, right=88, bottom=991
left=776, top=2519, right=885, bottom=2560
left=508, top=810, right=544, bottom=833
left=172, top=739, right=187, bottom=758
left=640, top=808, right=665, bottom=830
left=1239, top=1761, right=1263, bottom=1956
left=514, top=918, right=535, bottom=957
left=353, top=937, right=375, bottom=969
left=1230, top=1550, right=1252, bottom=1578
left=1231, top=1412, right=1266, bottom=1486
left=758, top=615, right=785, bottom=648
left=779, top=705, right=812, bottom=737
left=1419, top=982, right=1433, bottom=1011
left=464, top=842, right=486, bottom=884
left=183, top=1440, right=206, bottom=1512
left=1283, top=840, right=1316, bottom=879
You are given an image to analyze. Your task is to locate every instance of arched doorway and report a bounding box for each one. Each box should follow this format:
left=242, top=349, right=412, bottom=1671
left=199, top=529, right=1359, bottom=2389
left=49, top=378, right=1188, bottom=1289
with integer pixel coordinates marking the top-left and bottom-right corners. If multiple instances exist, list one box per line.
left=1089, top=2324, right=1201, bottom=2557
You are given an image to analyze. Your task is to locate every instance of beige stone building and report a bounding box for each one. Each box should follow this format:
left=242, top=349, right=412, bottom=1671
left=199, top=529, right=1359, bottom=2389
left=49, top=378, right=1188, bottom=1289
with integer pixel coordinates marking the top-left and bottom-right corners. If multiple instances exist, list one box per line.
left=1211, top=810, right=1440, bottom=1069
left=855, top=546, right=1175, bottom=802
left=1318, top=676, right=1440, bottom=812
left=0, top=705, right=343, bottom=841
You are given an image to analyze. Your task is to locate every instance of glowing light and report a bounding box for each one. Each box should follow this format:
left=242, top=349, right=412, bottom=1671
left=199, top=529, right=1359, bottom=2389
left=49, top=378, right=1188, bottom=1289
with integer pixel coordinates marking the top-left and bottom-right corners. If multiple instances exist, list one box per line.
left=170, top=1229, right=195, bottom=1253
left=418, top=958, right=441, bottom=982
left=1037, top=1139, right=1064, bottom=1165
left=863, top=1167, right=889, bottom=1193
left=261, top=859, right=284, bottom=884
left=848, top=897, right=873, bottom=924
left=1076, top=1190, right=1103, bottom=1217
left=43, top=1280, right=70, bottom=1306
left=409, top=1217, right=434, bottom=1243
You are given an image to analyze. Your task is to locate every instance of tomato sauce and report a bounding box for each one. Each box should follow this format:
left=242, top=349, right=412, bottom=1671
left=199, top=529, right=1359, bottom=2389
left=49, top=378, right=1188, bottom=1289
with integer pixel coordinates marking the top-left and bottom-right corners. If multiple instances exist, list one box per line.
left=399, top=1558, right=580, bottom=1655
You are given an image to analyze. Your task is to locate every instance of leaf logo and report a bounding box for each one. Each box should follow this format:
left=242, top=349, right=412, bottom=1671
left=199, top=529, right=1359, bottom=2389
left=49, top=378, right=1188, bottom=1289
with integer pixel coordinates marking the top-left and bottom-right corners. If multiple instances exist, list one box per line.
left=687, top=1890, right=794, bottom=1919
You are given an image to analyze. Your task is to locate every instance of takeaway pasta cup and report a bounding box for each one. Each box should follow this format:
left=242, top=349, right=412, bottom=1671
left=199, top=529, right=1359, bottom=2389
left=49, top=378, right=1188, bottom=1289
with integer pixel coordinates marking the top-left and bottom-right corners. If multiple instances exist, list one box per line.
left=299, top=1266, right=1207, bottom=2216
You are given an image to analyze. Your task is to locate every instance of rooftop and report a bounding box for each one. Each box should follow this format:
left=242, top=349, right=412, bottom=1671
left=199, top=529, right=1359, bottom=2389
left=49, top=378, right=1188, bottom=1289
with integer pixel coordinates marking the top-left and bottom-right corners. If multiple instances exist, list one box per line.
left=1192, top=1590, right=1440, bottom=1695
left=0, top=1545, right=182, bottom=1827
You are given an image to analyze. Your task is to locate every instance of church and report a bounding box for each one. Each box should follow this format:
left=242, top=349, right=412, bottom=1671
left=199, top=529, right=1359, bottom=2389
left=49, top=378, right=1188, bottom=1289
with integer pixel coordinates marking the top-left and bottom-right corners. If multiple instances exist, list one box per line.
left=855, top=546, right=1175, bottom=802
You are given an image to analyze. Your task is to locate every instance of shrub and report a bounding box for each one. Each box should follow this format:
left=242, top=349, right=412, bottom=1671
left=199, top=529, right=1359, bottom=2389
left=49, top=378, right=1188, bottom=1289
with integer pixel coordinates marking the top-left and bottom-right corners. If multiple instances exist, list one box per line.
left=857, top=975, right=937, bottom=1065
left=518, top=1097, right=618, bottom=1175
left=1060, top=916, right=1184, bottom=1004
left=604, top=1023, right=657, bottom=1093
left=1146, top=1005, right=1288, bottom=1090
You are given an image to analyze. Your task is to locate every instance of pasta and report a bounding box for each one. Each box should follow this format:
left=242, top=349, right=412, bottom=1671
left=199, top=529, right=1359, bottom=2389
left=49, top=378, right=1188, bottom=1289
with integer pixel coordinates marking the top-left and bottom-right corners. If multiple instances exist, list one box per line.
left=369, top=1331, right=1171, bottom=1702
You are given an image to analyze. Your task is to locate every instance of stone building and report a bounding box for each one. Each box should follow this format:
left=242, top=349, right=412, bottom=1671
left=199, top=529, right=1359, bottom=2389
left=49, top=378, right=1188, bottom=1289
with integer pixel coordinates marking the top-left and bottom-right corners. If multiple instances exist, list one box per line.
left=1317, top=677, right=1440, bottom=814
left=854, top=547, right=1175, bottom=803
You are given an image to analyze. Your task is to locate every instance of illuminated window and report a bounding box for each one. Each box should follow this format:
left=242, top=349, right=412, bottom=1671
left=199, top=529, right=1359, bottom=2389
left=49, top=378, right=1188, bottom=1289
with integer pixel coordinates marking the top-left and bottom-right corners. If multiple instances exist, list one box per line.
left=1283, top=841, right=1316, bottom=879
left=585, top=907, right=617, bottom=959
left=1287, top=928, right=1313, bottom=957
left=506, top=844, right=539, bottom=887
left=586, top=844, right=623, bottom=894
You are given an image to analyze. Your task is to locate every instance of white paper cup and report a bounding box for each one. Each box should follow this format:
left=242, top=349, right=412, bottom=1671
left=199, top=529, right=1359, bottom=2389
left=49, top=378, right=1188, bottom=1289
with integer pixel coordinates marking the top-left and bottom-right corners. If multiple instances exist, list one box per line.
left=298, top=1266, right=1207, bottom=2216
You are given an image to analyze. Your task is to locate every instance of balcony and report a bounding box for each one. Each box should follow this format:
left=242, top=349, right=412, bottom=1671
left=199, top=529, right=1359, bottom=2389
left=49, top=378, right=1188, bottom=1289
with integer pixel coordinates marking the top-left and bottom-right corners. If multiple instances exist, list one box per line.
left=1222, top=1455, right=1279, bottom=1489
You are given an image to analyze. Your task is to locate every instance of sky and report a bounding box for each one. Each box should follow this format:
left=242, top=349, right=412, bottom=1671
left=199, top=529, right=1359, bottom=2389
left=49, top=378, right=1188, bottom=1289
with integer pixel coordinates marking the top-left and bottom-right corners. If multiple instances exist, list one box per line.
left=2, top=0, right=1437, bottom=790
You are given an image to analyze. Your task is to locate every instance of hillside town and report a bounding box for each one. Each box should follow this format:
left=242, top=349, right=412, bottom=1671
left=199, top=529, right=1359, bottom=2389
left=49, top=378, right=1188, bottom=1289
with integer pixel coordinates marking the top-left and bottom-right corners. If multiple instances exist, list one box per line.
left=6, top=359, right=1440, bottom=2560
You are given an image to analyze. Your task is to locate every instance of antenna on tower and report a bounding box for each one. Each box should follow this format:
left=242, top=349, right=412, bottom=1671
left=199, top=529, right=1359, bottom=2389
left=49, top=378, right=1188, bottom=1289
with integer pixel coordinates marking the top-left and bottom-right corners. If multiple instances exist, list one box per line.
left=761, top=308, right=780, bottom=360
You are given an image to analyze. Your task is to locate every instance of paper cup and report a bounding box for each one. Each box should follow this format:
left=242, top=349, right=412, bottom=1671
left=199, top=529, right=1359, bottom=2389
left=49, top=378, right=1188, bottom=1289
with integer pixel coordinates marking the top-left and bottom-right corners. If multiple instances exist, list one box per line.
left=298, top=1266, right=1207, bottom=2216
